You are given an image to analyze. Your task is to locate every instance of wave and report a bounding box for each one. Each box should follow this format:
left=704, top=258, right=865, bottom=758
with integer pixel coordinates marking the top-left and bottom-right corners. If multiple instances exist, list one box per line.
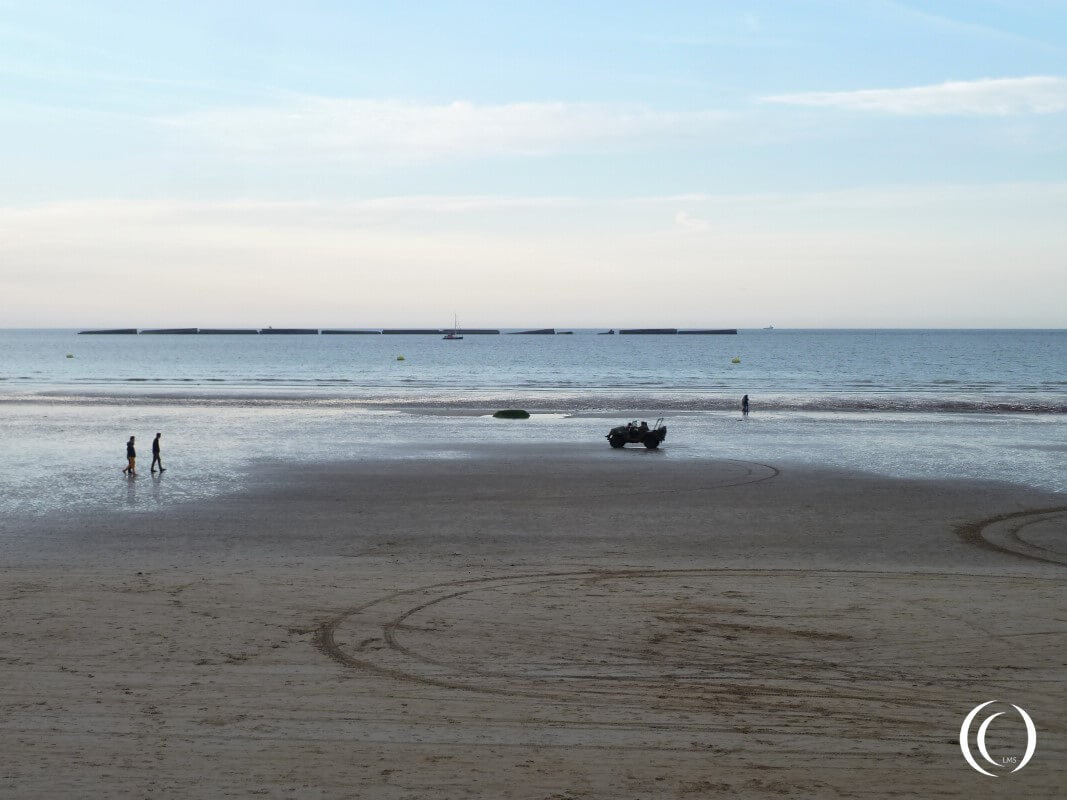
left=4, top=388, right=1066, bottom=414
left=4, top=373, right=1067, bottom=395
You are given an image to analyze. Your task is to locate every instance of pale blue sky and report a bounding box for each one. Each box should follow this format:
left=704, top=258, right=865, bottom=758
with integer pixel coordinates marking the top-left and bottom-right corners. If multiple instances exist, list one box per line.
left=2, top=1, right=1066, bottom=327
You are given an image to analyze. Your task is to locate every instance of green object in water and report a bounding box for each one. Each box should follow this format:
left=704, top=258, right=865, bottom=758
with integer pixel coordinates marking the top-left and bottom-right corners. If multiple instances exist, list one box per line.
left=493, top=409, right=530, bottom=419
left=396, top=355, right=405, bottom=361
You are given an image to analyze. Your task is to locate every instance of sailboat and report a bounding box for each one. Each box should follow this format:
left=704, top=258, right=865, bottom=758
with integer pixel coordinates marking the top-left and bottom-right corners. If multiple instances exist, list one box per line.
left=443, top=314, right=463, bottom=340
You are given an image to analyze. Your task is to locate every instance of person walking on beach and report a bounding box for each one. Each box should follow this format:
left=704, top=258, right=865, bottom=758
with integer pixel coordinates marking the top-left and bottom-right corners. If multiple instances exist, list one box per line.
left=150, top=432, right=165, bottom=473
left=741, top=394, right=750, bottom=417
left=122, top=435, right=137, bottom=475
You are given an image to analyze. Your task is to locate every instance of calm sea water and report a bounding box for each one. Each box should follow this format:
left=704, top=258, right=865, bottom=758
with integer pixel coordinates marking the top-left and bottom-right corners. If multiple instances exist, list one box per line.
left=1, top=329, right=1064, bottom=515
left=2, top=328, right=1065, bottom=411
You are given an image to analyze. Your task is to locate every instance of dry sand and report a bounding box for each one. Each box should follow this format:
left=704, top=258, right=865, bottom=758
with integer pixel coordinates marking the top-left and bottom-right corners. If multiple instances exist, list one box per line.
left=1, top=445, right=1065, bottom=798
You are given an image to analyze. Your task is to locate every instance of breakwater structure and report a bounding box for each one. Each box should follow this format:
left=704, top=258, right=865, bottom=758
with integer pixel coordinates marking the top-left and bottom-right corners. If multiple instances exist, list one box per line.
left=79, top=326, right=737, bottom=335
left=619, top=328, right=737, bottom=335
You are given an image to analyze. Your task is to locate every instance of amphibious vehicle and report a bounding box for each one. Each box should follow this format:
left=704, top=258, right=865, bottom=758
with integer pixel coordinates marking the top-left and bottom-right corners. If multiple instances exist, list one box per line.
left=606, top=418, right=667, bottom=449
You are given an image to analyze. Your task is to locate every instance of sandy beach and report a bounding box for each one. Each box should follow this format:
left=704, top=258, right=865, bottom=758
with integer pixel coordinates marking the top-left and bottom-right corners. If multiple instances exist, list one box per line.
left=2, top=445, right=1065, bottom=798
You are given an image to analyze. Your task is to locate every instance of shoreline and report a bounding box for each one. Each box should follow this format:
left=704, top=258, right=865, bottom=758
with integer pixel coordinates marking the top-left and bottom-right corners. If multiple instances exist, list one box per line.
left=6, top=448, right=1067, bottom=551
left=4, top=385, right=1066, bottom=414
left=3, top=407, right=1066, bottom=520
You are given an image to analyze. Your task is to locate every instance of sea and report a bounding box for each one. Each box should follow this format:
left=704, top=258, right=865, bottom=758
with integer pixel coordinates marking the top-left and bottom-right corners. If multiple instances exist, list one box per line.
left=1, top=328, right=1064, bottom=515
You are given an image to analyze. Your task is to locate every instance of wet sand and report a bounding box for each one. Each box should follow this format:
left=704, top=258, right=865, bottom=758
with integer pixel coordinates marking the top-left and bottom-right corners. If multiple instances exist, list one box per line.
left=1, top=445, right=1065, bottom=798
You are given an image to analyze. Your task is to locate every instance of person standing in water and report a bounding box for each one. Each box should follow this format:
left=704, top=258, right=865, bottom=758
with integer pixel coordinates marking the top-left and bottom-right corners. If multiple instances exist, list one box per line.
left=122, top=435, right=137, bottom=475
left=741, top=394, right=750, bottom=417
left=150, top=432, right=165, bottom=473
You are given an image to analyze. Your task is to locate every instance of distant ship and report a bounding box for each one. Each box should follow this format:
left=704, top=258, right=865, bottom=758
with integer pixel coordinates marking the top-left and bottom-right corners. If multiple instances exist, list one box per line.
left=443, top=314, right=463, bottom=340
left=763, top=325, right=775, bottom=330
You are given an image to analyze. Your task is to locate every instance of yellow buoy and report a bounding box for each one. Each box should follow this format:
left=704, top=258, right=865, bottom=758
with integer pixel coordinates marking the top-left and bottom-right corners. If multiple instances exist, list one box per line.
left=396, top=355, right=405, bottom=361
left=731, top=357, right=741, bottom=364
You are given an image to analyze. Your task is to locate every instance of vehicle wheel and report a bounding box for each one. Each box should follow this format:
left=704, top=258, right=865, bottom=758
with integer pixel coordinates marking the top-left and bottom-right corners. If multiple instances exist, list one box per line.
left=608, top=435, right=626, bottom=448
left=642, top=435, right=660, bottom=449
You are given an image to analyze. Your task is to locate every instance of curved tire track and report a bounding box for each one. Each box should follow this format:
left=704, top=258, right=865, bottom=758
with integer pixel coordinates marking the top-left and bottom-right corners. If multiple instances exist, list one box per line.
left=313, top=567, right=1061, bottom=736
left=955, top=506, right=1067, bottom=567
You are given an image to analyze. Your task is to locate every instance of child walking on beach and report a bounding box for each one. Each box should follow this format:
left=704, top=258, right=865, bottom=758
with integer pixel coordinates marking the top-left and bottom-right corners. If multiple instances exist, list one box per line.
left=122, top=436, right=137, bottom=476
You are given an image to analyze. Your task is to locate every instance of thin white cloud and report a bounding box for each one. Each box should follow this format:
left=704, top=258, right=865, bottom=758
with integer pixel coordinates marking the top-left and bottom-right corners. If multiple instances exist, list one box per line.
left=162, top=97, right=728, bottom=161
left=630, top=182, right=1067, bottom=211
left=873, top=1, right=1064, bottom=55
left=673, top=211, right=710, bottom=231
left=5, top=183, right=1067, bottom=225
left=762, top=76, right=1067, bottom=115
left=347, top=195, right=579, bottom=213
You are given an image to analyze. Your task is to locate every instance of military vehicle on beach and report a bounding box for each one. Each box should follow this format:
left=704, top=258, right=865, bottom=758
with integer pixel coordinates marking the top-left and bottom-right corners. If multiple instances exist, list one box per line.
left=606, top=418, right=667, bottom=449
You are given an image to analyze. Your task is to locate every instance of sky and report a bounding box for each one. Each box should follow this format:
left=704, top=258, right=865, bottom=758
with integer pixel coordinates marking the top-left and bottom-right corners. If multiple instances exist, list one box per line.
left=1, top=0, right=1066, bottom=328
